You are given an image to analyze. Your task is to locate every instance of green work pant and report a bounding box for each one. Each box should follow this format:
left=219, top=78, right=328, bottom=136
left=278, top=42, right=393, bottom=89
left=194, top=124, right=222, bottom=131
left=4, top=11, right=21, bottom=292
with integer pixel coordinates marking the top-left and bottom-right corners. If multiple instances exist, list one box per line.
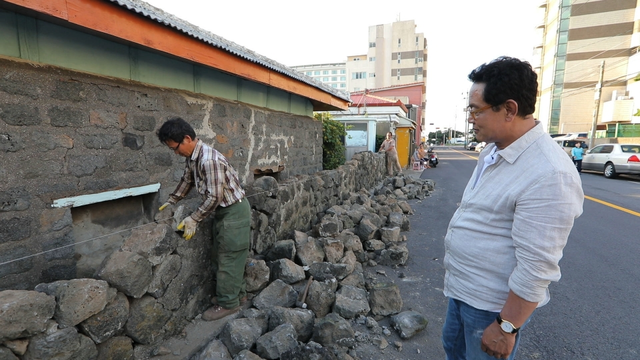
left=212, top=199, right=251, bottom=309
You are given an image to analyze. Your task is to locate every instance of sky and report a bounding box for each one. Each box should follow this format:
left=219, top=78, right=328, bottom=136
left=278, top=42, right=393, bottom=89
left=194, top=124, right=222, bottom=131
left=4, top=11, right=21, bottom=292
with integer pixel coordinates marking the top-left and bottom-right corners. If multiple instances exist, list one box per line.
left=143, top=0, right=541, bottom=133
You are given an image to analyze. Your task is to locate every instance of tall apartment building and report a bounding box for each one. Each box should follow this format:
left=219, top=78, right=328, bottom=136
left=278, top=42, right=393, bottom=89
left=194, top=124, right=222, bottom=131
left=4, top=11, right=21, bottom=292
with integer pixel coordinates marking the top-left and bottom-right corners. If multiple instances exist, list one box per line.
left=289, top=63, right=348, bottom=90
left=348, top=20, right=427, bottom=93
left=536, top=0, right=640, bottom=138
left=292, top=20, right=428, bottom=138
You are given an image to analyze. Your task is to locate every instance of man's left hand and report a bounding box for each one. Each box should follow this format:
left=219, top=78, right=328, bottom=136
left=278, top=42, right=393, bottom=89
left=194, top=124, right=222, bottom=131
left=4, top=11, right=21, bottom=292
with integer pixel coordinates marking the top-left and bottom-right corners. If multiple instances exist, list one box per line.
left=480, top=321, right=515, bottom=359
left=177, top=216, right=197, bottom=240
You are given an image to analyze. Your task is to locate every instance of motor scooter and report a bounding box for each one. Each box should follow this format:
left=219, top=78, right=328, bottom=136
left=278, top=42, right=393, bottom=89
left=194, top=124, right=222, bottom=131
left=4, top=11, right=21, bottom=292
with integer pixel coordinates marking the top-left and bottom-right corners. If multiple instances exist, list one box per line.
left=427, top=149, right=438, bottom=168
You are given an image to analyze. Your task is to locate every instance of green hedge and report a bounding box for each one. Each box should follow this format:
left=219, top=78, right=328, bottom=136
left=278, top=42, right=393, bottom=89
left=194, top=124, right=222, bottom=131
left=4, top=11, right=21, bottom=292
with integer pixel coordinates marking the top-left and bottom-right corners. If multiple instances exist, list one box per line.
left=316, top=113, right=346, bottom=170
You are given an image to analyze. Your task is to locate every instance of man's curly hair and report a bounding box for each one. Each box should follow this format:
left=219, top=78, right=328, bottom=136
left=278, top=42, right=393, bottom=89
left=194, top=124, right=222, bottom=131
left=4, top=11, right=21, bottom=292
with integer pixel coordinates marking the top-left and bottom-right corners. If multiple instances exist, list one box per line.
left=468, top=56, right=538, bottom=117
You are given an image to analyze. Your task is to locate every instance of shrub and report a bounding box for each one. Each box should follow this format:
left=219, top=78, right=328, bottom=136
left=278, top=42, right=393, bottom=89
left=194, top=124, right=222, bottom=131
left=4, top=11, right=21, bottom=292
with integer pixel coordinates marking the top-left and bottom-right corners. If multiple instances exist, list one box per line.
left=316, top=113, right=346, bottom=170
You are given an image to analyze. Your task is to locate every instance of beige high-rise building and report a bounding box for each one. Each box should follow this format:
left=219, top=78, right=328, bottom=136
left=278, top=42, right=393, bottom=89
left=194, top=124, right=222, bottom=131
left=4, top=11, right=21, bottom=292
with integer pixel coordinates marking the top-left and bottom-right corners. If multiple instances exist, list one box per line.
left=291, top=19, right=428, bottom=136
left=347, top=20, right=427, bottom=93
left=536, top=0, right=640, bottom=139
left=346, top=20, right=427, bottom=132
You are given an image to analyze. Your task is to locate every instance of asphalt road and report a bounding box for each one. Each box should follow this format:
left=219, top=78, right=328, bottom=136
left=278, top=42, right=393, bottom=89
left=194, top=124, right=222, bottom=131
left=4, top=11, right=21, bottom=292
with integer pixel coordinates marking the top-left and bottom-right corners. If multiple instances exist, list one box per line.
left=391, top=146, right=640, bottom=360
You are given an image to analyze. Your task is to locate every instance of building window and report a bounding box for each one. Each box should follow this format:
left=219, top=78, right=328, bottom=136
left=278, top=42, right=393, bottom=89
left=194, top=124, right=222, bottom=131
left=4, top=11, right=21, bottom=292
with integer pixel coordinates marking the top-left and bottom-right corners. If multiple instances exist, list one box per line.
left=369, top=57, right=376, bottom=62
left=331, top=77, right=337, bottom=81
left=340, top=76, right=346, bottom=81
left=340, top=83, right=346, bottom=88
left=353, top=58, right=360, bottom=61
left=323, top=77, right=329, bottom=82
left=369, top=42, right=376, bottom=48
left=306, top=71, right=312, bottom=76
left=397, top=53, right=401, bottom=64
left=369, top=73, right=375, bottom=77
left=352, top=72, right=366, bottom=79
left=340, top=70, right=346, bottom=74
left=398, top=38, right=401, bottom=47
left=323, top=70, right=329, bottom=75
left=332, top=84, right=337, bottom=88
left=332, top=70, right=337, bottom=74
left=416, top=36, right=419, bottom=46
left=397, top=69, right=401, bottom=80
left=314, top=71, right=320, bottom=75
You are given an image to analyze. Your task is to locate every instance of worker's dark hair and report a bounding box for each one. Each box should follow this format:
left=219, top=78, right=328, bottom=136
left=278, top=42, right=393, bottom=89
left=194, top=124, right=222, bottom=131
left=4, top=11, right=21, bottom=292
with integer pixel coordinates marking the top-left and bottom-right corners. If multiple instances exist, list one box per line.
left=157, top=117, right=196, bottom=144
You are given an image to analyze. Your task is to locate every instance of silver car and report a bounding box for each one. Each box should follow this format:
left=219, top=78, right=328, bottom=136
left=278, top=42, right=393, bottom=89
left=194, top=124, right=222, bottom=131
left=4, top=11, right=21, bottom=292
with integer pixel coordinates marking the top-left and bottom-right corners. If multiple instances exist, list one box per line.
left=582, top=144, right=640, bottom=178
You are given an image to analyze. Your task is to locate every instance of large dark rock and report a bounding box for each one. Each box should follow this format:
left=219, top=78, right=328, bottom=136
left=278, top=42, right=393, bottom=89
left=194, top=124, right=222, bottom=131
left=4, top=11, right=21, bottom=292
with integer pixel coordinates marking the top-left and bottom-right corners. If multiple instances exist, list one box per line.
left=0, top=290, right=55, bottom=342
left=79, top=292, right=129, bottom=344
left=311, top=313, right=355, bottom=348
left=35, top=279, right=113, bottom=328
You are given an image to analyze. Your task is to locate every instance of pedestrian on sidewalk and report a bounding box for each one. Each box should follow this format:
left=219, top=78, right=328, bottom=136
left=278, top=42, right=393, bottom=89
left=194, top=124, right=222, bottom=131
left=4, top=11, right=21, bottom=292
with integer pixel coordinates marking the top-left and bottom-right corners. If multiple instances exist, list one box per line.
left=157, top=117, right=250, bottom=321
left=379, top=131, right=402, bottom=176
left=442, top=57, right=584, bottom=360
left=418, top=143, right=432, bottom=169
left=571, top=141, right=584, bottom=173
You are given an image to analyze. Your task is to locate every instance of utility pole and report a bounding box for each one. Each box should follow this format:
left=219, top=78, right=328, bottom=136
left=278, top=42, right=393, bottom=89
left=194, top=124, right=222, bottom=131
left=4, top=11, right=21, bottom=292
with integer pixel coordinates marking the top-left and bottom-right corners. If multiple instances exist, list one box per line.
left=463, top=91, right=469, bottom=148
left=589, top=61, right=604, bottom=149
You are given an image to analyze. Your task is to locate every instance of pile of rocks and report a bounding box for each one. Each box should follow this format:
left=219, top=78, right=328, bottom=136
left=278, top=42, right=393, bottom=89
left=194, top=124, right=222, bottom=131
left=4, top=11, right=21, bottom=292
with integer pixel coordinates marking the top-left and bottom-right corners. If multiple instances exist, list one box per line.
left=191, top=174, right=434, bottom=359
left=0, top=174, right=434, bottom=360
left=0, top=221, right=208, bottom=360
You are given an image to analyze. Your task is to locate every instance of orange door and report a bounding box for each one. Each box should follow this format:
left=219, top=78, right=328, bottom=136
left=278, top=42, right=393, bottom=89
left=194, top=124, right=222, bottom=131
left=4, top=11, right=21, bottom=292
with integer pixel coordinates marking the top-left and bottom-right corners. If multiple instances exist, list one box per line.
left=396, top=128, right=411, bottom=169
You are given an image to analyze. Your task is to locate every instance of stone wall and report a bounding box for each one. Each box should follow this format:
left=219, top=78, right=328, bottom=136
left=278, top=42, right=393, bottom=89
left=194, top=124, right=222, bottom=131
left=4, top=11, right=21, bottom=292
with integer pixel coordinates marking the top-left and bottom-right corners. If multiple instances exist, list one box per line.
left=247, top=152, right=387, bottom=252
left=0, top=57, right=324, bottom=290
left=0, top=151, right=399, bottom=360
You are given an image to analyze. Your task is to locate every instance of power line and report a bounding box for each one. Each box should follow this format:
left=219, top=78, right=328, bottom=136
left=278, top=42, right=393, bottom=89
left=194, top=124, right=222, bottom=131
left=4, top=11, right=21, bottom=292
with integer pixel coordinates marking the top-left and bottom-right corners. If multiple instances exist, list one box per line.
left=0, top=186, right=283, bottom=268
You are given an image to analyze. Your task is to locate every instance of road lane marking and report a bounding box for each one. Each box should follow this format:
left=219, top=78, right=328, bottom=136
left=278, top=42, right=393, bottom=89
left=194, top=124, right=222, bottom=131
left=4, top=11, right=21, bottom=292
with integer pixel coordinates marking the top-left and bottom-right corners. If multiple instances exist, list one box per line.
left=585, top=195, right=640, bottom=218
left=450, top=148, right=479, bottom=160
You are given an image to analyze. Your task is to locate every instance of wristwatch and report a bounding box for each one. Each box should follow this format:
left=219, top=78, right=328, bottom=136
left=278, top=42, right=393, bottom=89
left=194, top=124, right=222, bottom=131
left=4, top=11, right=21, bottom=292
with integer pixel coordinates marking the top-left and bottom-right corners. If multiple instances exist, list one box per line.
left=496, top=314, right=519, bottom=334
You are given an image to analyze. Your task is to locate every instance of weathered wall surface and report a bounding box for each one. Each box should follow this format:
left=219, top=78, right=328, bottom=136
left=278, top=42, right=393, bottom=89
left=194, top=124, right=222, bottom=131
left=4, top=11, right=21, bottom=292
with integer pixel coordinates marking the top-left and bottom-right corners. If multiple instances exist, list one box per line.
left=0, top=57, right=323, bottom=290
left=0, top=160, right=425, bottom=359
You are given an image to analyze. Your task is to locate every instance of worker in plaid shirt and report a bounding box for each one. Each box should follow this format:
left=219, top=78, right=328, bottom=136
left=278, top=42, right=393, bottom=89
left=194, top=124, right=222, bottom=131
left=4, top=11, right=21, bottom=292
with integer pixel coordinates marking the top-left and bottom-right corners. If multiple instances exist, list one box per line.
left=157, top=117, right=251, bottom=321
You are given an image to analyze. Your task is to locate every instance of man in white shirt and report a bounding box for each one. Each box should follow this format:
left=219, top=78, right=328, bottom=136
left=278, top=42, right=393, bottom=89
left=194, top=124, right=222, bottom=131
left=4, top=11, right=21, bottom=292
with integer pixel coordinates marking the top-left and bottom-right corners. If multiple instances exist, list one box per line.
left=442, top=57, right=584, bottom=360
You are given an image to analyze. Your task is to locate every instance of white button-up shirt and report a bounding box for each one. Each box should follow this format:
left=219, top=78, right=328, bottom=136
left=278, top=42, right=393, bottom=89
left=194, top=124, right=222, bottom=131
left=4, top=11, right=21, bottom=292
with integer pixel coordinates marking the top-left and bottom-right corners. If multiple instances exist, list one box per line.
left=443, top=122, right=584, bottom=312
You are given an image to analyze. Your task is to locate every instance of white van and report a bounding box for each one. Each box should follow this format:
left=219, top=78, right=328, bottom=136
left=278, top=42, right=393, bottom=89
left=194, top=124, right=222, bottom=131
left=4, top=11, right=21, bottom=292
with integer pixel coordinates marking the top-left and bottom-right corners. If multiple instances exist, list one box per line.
left=554, top=136, right=588, bottom=156
left=564, top=132, right=589, bottom=139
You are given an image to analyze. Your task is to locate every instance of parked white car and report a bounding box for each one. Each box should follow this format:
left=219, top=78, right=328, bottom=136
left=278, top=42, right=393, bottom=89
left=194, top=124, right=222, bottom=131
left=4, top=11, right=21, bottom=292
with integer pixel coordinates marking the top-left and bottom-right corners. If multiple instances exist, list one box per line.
left=582, top=143, right=640, bottom=178
left=475, top=142, right=486, bottom=152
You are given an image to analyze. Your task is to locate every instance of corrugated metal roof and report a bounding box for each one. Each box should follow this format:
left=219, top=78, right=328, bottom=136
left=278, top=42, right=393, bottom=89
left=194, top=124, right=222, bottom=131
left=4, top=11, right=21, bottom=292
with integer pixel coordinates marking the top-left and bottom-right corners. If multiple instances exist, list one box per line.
left=109, top=0, right=350, bottom=103
left=350, top=93, right=408, bottom=113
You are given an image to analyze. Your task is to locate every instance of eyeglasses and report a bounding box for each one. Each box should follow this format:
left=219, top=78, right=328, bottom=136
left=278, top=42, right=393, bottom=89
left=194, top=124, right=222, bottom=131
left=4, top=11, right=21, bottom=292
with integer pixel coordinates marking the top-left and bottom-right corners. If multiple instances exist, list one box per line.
left=466, top=104, right=494, bottom=121
left=169, top=142, right=182, bottom=151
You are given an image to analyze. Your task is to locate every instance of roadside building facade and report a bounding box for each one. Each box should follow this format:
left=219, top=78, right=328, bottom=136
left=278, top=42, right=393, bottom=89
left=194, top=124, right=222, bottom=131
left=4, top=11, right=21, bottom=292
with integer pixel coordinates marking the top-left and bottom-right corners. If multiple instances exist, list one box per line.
left=536, top=0, right=640, bottom=140
left=289, top=62, right=348, bottom=90
left=329, top=92, right=415, bottom=167
left=291, top=19, right=427, bottom=141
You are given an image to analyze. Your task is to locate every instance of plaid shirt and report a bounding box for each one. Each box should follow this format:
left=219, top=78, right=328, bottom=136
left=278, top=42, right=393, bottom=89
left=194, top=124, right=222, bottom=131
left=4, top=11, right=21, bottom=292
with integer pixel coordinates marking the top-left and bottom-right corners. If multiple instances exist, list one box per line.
left=168, top=140, right=244, bottom=222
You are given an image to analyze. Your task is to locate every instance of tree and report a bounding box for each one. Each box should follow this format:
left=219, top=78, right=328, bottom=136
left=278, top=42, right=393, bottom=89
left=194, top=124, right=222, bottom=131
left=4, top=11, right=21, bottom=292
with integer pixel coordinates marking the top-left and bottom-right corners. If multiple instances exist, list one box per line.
left=315, top=112, right=346, bottom=170
left=427, top=129, right=466, bottom=144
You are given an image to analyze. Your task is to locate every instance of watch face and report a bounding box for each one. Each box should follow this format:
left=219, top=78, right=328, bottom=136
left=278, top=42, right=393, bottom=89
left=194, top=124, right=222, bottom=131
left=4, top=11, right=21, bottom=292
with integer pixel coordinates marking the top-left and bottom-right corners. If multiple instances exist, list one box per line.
left=500, top=322, right=514, bottom=333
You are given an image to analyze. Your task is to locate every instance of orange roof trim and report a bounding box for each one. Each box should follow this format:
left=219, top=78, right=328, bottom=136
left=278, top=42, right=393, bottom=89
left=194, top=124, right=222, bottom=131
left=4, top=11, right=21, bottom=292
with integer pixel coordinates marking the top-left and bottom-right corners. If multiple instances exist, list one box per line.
left=4, top=0, right=349, bottom=111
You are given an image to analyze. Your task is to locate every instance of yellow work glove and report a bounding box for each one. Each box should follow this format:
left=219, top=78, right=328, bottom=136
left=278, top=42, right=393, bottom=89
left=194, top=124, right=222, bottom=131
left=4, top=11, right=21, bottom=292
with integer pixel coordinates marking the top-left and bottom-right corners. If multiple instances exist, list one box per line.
left=159, top=202, right=172, bottom=211
left=177, top=216, right=197, bottom=240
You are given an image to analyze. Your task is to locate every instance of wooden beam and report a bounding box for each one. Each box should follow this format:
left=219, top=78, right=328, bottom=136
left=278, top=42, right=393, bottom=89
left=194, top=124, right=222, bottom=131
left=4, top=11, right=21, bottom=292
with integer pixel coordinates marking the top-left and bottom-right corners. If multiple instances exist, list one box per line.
left=52, top=183, right=161, bottom=208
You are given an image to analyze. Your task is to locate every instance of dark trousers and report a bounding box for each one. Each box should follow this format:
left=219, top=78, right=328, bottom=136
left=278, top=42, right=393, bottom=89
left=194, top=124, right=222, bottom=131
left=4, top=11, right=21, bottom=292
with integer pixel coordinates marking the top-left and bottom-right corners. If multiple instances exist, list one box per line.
left=573, top=159, right=582, bottom=173
left=212, top=199, right=251, bottom=309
